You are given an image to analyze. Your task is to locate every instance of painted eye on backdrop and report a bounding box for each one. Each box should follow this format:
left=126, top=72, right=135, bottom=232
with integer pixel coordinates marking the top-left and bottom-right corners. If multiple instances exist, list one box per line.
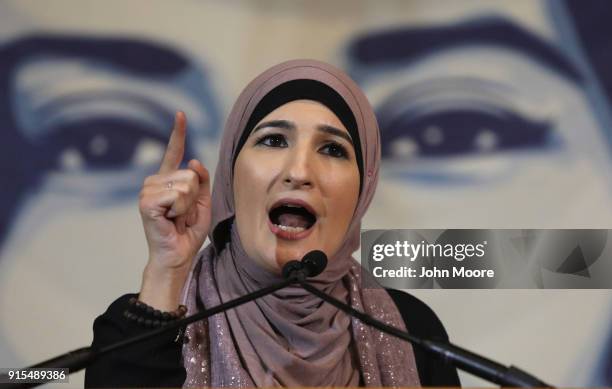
left=42, top=120, right=195, bottom=172
left=34, top=119, right=199, bottom=199
left=378, top=105, right=555, bottom=160
left=370, top=79, right=564, bottom=185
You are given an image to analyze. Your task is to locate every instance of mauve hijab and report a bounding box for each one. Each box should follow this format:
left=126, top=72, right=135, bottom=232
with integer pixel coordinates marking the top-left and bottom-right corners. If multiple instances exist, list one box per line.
left=181, top=59, right=420, bottom=387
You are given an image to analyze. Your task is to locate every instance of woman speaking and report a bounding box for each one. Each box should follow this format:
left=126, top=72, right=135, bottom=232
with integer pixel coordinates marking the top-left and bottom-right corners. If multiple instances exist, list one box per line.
left=85, top=59, right=459, bottom=387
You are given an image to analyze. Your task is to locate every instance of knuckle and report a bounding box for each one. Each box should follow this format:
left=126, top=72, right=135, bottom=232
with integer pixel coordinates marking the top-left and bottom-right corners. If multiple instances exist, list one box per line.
left=138, top=187, right=152, bottom=203
left=138, top=198, right=151, bottom=213
left=188, top=182, right=199, bottom=197
left=143, top=208, right=158, bottom=220
left=188, top=169, right=199, bottom=184
left=174, top=182, right=189, bottom=194
left=186, top=184, right=197, bottom=198
left=143, top=174, right=157, bottom=186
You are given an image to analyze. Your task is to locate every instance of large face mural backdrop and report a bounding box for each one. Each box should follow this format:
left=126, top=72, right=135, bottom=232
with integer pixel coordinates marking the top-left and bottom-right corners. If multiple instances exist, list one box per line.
left=0, top=0, right=610, bottom=386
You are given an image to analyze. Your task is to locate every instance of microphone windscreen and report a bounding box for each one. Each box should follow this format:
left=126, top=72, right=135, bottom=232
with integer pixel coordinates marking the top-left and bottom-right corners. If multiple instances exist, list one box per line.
left=281, top=260, right=303, bottom=279
left=302, top=250, right=328, bottom=277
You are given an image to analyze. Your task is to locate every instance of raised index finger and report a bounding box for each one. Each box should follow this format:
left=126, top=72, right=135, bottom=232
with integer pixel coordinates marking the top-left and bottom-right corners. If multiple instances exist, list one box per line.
left=159, top=111, right=187, bottom=174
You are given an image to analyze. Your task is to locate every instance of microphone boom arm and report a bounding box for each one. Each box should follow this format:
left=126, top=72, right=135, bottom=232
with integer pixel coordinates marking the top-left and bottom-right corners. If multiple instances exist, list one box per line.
left=2, top=251, right=552, bottom=389
left=297, top=280, right=552, bottom=388
left=1, top=278, right=296, bottom=389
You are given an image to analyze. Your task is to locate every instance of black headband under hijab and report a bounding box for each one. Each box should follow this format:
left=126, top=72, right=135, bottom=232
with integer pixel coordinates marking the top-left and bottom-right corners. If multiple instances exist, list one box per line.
left=232, top=79, right=364, bottom=190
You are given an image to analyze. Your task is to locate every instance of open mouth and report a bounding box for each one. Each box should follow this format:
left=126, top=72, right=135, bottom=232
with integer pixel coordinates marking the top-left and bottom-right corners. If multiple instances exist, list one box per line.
left=268, top=202, right=317, bottom=234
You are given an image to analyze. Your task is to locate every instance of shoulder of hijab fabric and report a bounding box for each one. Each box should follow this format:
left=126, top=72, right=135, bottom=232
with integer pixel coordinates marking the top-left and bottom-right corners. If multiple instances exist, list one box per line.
left=385, top=288, right=462, bottom=387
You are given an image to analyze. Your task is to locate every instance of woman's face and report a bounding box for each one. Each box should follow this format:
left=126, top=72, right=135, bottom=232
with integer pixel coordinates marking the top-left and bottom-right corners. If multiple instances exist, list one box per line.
left=233, top=99, right=360, bottom=273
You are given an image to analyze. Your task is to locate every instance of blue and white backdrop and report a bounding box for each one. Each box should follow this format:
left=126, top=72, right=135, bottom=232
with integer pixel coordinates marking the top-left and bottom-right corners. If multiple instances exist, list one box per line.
left=0, top=0, right=611, bottom=386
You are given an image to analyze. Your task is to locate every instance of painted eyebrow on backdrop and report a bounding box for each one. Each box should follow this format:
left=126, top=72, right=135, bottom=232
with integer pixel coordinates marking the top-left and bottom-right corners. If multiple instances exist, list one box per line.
left=252, top=119, right=354, bottom=145
left=347, top=16, right=582, bottom=84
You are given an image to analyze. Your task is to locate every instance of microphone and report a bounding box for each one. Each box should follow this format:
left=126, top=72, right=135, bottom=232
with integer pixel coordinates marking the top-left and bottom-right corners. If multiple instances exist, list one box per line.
left=281, top=250, right=327, bottom=280
left=294, top=252, right=552, bottom=388
left=302, top=250, right=327, bottom=277
left=4, top=251, right=324, bottom=388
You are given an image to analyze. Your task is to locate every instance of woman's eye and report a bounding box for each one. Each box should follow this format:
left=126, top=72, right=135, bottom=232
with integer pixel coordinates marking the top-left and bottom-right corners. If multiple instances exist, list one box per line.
left=320, top=142, right=349, bottom=159
left=256, top=134, right=288, bottom=148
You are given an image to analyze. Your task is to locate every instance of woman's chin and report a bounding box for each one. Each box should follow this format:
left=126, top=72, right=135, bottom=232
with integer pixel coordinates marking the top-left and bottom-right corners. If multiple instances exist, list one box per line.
left=270, top=244, right=312, bottom=269
left=257, top=226, right=326, bottom=273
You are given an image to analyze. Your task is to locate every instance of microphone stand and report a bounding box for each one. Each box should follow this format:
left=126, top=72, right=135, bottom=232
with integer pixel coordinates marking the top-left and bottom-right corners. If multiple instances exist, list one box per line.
left=3, top=252, right=552, bottom=389
left=297, top=279, right=553, bottom=388
left=0, top=277, right=296, bottom=389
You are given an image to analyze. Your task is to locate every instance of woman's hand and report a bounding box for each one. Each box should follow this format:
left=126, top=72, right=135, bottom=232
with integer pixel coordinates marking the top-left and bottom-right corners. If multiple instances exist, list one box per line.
left=138, top=111, right=211, bottom=310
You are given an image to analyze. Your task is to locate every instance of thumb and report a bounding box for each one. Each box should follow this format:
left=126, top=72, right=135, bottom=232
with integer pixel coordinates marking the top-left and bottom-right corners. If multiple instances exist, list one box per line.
left=187, top=159, right=212, bottom=236
left=188, top=159, right=210, bottom=202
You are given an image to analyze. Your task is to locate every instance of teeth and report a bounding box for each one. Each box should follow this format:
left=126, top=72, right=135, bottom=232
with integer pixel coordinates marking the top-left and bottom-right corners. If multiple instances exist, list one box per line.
left=275, top=224, right=306, bottom=233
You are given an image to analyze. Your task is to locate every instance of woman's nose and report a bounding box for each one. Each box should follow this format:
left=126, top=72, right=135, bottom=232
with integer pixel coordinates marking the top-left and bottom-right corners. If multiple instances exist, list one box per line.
left=282, top=146, right=313, bottom=189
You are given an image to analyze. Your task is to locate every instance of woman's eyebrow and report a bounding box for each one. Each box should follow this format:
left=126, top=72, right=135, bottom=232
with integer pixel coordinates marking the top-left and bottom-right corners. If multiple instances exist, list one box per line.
left=317, top=124, right=352, bottom=144
left=253, top=120, right=296, bottom=132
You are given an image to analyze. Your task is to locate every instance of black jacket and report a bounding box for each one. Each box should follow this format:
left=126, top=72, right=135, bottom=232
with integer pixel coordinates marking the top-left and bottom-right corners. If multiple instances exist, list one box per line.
left=85, top=290, right=460, bottom=387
